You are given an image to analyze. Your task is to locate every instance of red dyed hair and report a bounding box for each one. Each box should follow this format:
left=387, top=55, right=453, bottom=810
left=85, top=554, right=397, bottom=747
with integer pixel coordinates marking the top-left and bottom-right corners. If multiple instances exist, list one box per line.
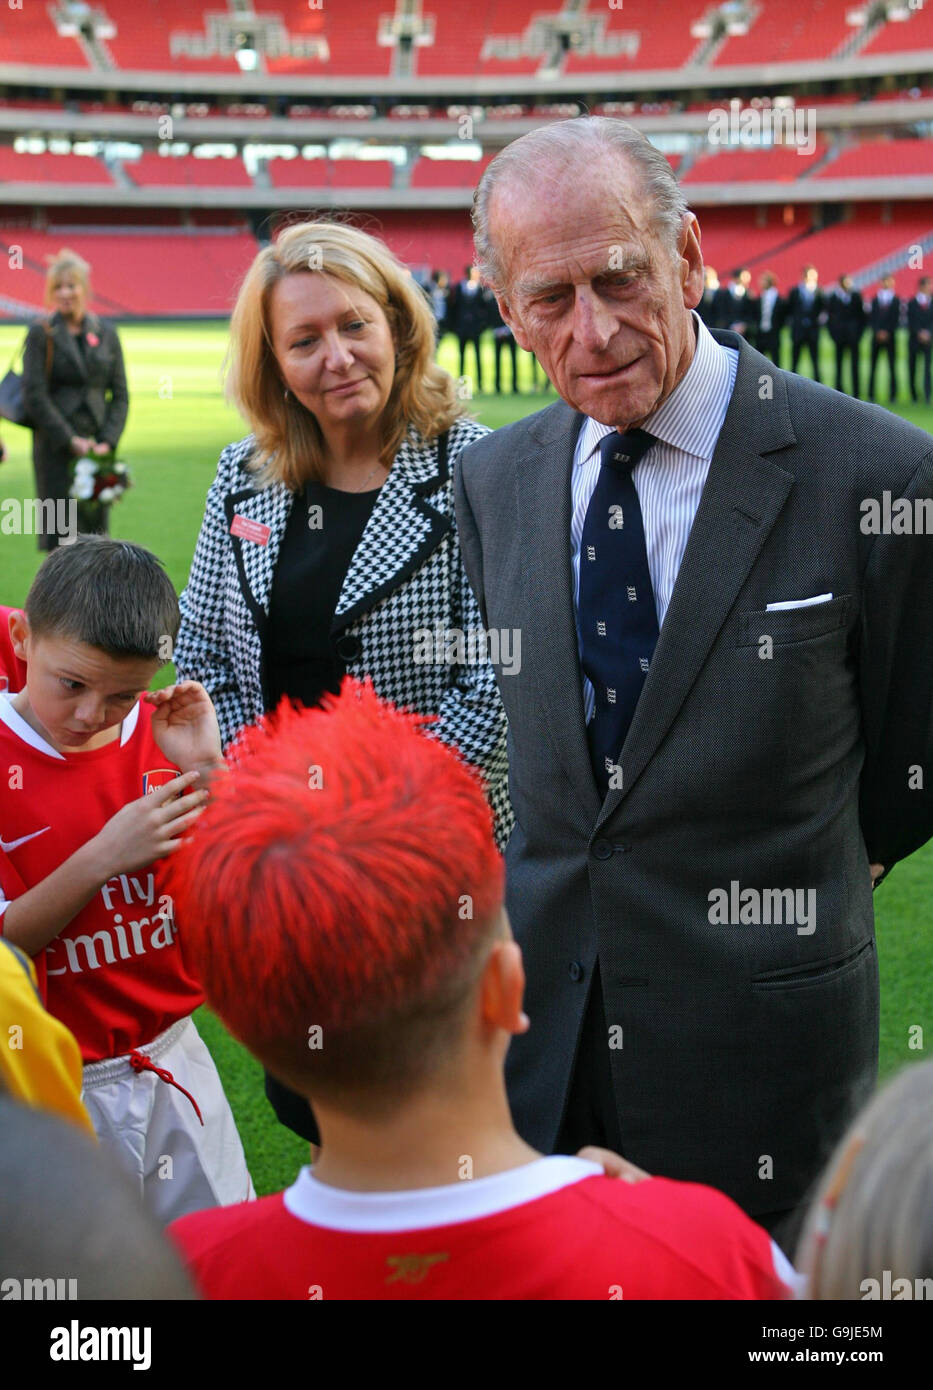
left=164, top=679, right=505, bottom=1104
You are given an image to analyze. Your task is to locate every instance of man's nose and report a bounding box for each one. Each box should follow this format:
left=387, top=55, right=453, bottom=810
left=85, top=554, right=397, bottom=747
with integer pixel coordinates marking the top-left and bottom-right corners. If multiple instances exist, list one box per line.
left=572, top=287, right=616, bottom=352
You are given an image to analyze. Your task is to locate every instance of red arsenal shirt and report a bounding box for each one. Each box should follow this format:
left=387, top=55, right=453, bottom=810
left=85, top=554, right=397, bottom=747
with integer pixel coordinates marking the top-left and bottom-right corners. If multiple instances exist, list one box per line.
left=169, top=1157, right=797, bottom=1300
left=0, top=692, right=204, bottom=1061
left=0, top=607, right=27, bottom=694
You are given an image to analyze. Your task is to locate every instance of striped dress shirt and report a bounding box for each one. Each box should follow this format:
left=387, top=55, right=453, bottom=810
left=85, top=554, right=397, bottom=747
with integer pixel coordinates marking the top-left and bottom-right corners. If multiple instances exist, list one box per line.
left=572, top=311, right=739, bottom=722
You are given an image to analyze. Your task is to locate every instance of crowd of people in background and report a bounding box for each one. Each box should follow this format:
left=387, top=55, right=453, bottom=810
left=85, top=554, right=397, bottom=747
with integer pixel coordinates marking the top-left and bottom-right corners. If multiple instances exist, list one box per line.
left=420, top=264, right=551, bottom=393
left=697, top=264, right=933, bottom=405
left=412, top=259, right=933, bottom=405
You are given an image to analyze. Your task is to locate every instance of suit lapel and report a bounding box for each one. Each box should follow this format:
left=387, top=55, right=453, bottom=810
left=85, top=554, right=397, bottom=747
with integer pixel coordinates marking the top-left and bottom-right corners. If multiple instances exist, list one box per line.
left=333, top=429, right=453, bottom=633
left=51, top=313, right=86, bottom=379
left=518, top=402, right=604, bottom=819
left=222, top=481, right=294, bottom=638
left=595, top=335, right=797, bottom=829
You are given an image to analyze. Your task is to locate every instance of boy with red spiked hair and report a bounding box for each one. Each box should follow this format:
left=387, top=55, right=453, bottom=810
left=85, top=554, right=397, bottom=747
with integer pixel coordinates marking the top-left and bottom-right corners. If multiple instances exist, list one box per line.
left=167, top=680, right=795, bottom=1300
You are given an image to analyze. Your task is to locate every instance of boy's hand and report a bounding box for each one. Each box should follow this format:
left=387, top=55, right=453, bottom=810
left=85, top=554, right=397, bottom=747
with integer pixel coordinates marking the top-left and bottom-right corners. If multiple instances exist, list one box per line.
left=88, top=771, right=209, bottom=878
left=146, top=681, right=224, bottom=775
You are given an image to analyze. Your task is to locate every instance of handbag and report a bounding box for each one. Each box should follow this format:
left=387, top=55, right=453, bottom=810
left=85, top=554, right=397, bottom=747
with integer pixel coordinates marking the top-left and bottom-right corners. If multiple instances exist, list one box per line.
left=0, top=323, right=54, bottom=427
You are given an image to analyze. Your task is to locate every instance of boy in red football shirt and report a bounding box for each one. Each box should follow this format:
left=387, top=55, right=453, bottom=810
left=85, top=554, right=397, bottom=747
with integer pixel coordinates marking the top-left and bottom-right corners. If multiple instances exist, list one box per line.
left=0, top=537, right=252, bottom=1223
left=166, top=682, right=796, bottom=1299
left=0, top=604, right=27, bottom=693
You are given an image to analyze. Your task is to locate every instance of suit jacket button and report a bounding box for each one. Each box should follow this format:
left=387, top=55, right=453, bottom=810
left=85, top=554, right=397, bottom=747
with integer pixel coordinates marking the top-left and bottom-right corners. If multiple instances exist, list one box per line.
left=335, top=634, right=361, bottom=661
left=569, top=961, right=585, bottom=983
left=592, top=839, right=613, bottom=860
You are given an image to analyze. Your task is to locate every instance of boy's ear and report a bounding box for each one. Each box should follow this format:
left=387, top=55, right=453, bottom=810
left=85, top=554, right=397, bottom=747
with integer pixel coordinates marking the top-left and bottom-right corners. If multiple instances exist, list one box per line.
left=479, top=937, right=529, bottom=1039
left=9, top=610, right=29, bottom=660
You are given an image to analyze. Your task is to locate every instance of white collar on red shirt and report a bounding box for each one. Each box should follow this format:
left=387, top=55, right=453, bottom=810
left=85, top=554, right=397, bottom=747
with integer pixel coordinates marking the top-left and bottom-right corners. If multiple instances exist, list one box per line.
left=282, top=1156, right=603, bottom=1233
left=0, top=691, right=140, bottom=760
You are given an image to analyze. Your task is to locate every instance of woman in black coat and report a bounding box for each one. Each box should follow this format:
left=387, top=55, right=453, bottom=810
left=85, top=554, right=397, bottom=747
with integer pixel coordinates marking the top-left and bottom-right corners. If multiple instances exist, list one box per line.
left=23, top=249, right=128, bottom=550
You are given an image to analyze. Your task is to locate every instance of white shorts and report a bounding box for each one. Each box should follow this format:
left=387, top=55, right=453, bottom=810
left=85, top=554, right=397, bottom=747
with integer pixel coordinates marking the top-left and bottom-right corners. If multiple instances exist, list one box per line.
left=81, top=1016, right=254, bottom=1227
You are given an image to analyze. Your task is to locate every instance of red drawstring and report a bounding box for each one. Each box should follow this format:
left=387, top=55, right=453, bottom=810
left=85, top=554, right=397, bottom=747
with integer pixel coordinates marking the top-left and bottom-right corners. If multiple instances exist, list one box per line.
left=129, top=1048, right=204, bottom=1125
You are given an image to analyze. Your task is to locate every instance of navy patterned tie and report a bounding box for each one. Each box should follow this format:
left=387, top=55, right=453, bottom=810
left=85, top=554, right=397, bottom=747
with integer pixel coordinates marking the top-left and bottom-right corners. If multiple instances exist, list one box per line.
left=579, top=429, right=659, bottom=797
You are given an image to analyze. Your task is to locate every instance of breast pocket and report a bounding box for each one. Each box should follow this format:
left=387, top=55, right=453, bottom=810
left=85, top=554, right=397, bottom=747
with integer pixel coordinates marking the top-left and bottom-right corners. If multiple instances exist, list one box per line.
left=736, top=594, right=852, bottom=648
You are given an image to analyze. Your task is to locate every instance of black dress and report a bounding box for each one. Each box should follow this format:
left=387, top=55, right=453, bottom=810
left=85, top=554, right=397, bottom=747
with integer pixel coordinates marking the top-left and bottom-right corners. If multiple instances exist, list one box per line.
left=263, top=477, right=380, bottom=1144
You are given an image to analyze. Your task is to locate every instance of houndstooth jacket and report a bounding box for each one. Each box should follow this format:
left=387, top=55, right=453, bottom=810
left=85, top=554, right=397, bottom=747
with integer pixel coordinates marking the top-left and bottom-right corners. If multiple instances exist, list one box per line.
left=173, top=414, right=513, bottom=849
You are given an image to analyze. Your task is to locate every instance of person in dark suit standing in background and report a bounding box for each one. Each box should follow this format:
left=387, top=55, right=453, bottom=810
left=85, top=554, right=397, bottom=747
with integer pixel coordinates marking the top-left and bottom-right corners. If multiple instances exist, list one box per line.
left=715, top=268, right=757, bottom=342
left=697, top=265, right=721, bottom=327
left=868, top=275, right=901, bottom=405
left=457, top=117, right=932, bottom=1256
left=785, top=264, right=823, bottom=380
left=449, top=264, right=489, bottom=394
left=907, top=275, right=932, bottom=406
left=22, top=248, right=128, bottom=551
left=755, top=271, right=783, bottom=362
left=826, top=274, right=865, bottom=399
left=489, top=295, right=521, bottom=394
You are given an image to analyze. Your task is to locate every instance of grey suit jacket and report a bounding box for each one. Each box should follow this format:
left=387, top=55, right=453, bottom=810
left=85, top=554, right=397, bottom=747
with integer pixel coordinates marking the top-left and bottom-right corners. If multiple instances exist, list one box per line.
left=455, top=328, right=933, bottom=1219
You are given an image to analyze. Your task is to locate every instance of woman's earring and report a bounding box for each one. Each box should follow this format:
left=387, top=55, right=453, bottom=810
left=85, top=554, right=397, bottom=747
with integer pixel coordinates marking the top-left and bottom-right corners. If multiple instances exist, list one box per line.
left=283, top=388, right=289, bottom=401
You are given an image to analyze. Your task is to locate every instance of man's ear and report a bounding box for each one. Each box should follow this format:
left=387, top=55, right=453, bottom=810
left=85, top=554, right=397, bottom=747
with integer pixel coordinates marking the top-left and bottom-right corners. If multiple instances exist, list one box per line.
left=679, top=215, right=705, bottom=312
left=9, top=610, right=29, bottom=660
left=496, top=294, right=533, bottom=354
left=479, top=937, right=529, bottom=1039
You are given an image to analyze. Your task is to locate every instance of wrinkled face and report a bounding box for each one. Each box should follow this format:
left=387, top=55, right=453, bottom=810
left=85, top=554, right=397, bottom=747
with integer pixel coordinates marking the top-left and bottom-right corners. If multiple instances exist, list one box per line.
left=269, top=273, right=396, bottom=441
left=52, top=275, right=85, bottom=321
left=10, top=618, right=156, bottom=753
left=491, top=155, right=704, bottom=430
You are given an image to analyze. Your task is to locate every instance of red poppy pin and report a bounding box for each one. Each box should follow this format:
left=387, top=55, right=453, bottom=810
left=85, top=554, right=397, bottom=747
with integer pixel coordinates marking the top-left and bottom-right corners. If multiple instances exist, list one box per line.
left=86, top=332, right=100, bottom=347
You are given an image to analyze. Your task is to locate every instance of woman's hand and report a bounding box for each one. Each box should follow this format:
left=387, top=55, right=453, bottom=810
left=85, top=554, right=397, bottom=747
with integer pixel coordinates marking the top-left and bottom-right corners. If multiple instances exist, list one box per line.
left=70, top=435, right=93, bottom=455
left=576, top=1146, right=651, bottom=1183
left=90, top=441, right=111, bottom=457
left=145, top=681, right=225, bottom=777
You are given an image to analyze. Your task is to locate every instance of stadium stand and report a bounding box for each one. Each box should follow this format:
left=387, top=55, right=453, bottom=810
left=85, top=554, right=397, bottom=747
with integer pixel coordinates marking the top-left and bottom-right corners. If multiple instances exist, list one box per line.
left=683, top=145, right=829, bottom=184
left=0, top=10, right=88, bottom=67
left=411, top=156, right=495, bottom=189
left=860, top=4, right=933, bottom=56
left=813, top=139, right=933, bottom=180
left=125, top=152, right=253, bottom=188
left=0, top=226, right=258, bottom=316
left=564, top=0, right=710, bottom=74
left=712, top=0, right=857, bottom=66
left=104, top=0, right=240, bottom=74
left=0, top=149, right=113, bottom=185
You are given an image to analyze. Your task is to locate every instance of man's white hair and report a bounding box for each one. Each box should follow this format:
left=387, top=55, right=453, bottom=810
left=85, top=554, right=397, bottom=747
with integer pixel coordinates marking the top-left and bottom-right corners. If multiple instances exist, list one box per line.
left=472, top=116, right=691, bottom=291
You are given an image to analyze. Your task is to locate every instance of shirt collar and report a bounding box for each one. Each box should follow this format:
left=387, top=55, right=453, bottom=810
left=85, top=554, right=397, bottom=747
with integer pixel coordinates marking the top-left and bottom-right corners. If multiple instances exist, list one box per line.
left=578, top=311, right=736, bottom=466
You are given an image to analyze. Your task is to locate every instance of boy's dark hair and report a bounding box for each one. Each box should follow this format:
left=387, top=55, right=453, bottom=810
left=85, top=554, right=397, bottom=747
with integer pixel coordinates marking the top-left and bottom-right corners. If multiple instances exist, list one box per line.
left=24, top=536, right=179, bottom=662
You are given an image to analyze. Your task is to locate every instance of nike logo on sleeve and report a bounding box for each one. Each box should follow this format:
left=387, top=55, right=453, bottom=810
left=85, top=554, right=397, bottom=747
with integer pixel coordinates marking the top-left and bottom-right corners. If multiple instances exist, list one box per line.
left=0, top=827, right=51, bottom=853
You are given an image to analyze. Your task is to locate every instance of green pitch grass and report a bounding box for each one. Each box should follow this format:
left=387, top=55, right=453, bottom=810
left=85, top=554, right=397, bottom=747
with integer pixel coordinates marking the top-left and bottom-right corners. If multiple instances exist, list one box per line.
left=0, top=321, right=930, bottom=1196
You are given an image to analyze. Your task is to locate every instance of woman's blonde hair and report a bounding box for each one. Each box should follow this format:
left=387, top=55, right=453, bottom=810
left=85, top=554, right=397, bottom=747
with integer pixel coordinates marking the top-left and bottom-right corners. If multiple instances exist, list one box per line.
left=797, top=1060, right=933, bottom=1299
left=226, top=219, right=462, bottom=490
left=45, top=248, right=91, bottom=307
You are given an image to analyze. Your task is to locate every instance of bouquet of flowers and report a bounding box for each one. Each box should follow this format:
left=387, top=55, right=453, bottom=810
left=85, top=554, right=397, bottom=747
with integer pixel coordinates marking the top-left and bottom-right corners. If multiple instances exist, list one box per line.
left=69, top=452, right=132, bottom=505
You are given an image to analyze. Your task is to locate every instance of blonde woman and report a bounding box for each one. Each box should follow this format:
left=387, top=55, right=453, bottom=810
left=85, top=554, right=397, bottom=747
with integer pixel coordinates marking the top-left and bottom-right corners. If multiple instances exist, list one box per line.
left=797, top=1060, right=933, bottom=1298
left=22, top=249, right=128, bottom=550
left=174, top=220, right=512, bottom=1144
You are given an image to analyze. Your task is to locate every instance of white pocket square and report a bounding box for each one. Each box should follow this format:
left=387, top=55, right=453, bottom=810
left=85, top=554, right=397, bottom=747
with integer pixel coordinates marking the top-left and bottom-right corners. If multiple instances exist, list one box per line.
left=766, top=593, right=833, bottom=611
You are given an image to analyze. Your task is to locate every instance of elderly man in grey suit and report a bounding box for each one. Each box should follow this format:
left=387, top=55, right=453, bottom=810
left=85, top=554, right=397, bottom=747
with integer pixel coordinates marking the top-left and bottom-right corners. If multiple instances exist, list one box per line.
left=453, top=117, right=932, bottom=1250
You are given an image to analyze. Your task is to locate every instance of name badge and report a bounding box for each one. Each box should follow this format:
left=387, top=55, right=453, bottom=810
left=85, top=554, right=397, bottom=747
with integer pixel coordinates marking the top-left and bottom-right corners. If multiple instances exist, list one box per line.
left=230, top=515, right=271, bottom=546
